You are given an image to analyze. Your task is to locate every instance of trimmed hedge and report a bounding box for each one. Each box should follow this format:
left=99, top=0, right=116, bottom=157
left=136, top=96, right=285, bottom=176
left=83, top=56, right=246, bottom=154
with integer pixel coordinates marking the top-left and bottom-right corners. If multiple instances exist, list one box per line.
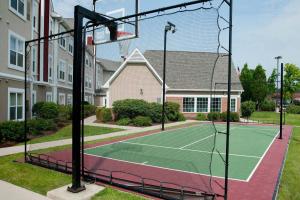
left=260, top=100, right=276, bottom=111
left=57, top=105, right=72, bottom=122
left=96, top=107, right=113, bottom=123
left=220, top=112, right=239, bottom=122
left=112, top=99, right=150, bottom=120
left=148, top=103, right=162, bottom=123
left=116, top=118, right=131, bottom=126
left=286, top=104, right=300, bottom=114
left=32, top=102, right=59, bottom=119
left=196, top=113, right=207, bottom=121
left=83, top=104, right=96, bottom=118
left=132, top=116, right=152, bottom=127
left=27, top=119, right=57, bottom=135
left=165, top=102, right=180, bottom=121
left=207, top=112, right=221, bottom=121
left=177, top=113, right=186, bottom=121
left=0, top=121, right=25, bottom=142
left=241, top=101, right=256, bottom=118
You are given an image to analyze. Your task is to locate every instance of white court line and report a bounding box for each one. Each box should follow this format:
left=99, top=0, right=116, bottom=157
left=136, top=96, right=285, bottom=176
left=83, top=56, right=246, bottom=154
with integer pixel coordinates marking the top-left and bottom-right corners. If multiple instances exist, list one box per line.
left=84, top=152, right=248, bottom=182
left=246, top=130, right=280, bottom=182
left=179, top=134, right=215, bottom=149
left=121, top=141, right=261, bottom=159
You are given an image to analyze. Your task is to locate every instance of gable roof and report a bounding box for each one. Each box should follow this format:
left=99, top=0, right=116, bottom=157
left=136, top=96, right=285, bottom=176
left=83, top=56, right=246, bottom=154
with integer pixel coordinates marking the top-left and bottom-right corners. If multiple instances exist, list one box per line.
left=96, top=58, right=121, bottom=72
left=144, top=50, right=243, bottom=91
left=103, top=49, right=166, bottom=88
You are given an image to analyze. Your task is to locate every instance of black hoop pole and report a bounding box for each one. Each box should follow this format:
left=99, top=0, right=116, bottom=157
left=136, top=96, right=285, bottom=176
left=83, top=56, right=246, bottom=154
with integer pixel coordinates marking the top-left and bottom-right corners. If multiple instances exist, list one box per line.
left=162, top=28, right=168, bottom=131
left=224, top=0, right=233, bottom=199
left=279, top=63, right=283, bottom=139
left=24, top=42, right=29, bottom=162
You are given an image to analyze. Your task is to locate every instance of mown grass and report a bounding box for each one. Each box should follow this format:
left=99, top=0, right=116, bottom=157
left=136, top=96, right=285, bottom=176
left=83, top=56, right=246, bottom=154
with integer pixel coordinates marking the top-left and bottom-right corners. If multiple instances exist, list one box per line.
left=250, top=111, right=300, bottom=126
left=92, top=188, right=146, bottom=200
left=29, top=125, right=122, bottom=144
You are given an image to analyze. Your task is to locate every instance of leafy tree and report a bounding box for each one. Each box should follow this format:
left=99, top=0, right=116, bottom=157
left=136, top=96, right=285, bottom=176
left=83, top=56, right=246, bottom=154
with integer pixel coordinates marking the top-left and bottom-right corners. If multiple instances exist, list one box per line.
left=284, top=63, right=300, bottom=102
left=251, top=65, right=268, bottom=109
left=240, top=64, right=254, bottom=102
left=267, top=69, right=277, bottom=95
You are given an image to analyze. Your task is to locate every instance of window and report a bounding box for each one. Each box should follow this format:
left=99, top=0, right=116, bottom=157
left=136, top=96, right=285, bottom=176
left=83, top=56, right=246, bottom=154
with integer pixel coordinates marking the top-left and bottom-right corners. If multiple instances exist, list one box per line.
left=230, top=98, right=236, bottom=112
left=32, top=1, right=38, bottom=31
left=59, top=25, right=66, bottom=49
left=31, top=90, right=36, bottom=114
left=59, top=60, right=66, bottom=81
left=68, top=64, right=73, bottom=82
left=59, top=93, right=65, bottom=105
left=49, top=18, right=54, bottom=35
left=85, top=57, right=89, bottom=66
left=9, top=31, right=25, bottom=70
left=211, top=97, right=221, bottom=112
left=8, top=88, right=24, bottom=121
left=48, top=56, right=53, bottom=81
left=9, top=0, right=26, bottom=19
left=46, top=92, right=53, bottom=102
left=32, top=46, right=37, bottom=76
left=89, top=79, right=92, bottom=88
left=183, top=98, right=194, bottom=112
left=67, top=94, right=72, bottom=105
left=197, top=97, right=208, bottom=112
left=68, top=38, right=73, bottom=54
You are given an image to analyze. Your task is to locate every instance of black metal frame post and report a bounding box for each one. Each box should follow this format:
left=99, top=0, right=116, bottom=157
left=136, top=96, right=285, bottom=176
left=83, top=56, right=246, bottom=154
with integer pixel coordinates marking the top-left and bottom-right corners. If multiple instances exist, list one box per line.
left=224, top=0, right=233, bottom=199
left=279, top=63, right=284, bottom=139
left=24, top=42, right=29, bottom=162
left=162, top=29, right=168, bottom=131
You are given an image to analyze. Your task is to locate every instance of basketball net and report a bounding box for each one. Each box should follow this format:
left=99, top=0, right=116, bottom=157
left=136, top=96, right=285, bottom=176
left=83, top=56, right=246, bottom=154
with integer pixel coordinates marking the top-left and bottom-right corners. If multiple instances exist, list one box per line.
left=117, top=31, right=133, bottom=61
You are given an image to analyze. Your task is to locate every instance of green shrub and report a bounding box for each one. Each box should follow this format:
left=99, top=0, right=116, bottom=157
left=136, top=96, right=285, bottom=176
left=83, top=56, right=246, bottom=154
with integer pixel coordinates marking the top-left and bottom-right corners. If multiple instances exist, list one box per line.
left=96, top=107, right=104, bottom=121
left=57, top=105, right=72, bottom=122
left=0, top=121, right=25, bottom=142
left=83, top=104, right=96, bottom=118
left=32, top=102, right=45, bottom=116
left=112, top=99, right=150, bottom=120
left=102, top=108, right=113, bottom=123
left=148, top=103, right=162, bottom=123
left=165, top=102, right=180, bottom=121
left=196, top=113, right=207, bottom=121
left=294, top=100, right=300, bottom=106
left=220, top=112, right=239, bottom=122
left=132, top=116, right=152, bottom=127
left=260, top=100, right=276, bottom=111
left=286, top=104, right=300, bottom=114
left=207, top=112, right=221, bottom=121
left=27, top=119, right=56, bottom=135
left=177, top=113, right=186, bottom=121
left=32, top=102, right=59, bottom=119
left=241, top=101, right=256, bottom=118
left=116, top=118, right=131, bottom=126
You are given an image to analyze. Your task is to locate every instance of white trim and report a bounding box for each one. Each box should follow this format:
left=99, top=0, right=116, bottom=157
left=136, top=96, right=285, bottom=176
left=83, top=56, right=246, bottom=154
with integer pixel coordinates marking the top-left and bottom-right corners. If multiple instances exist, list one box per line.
left=31, top=90, right=36, bottom=109
left=230, top=97, right=238, bottom=112
left=58, top=93, right=66, bottom=105
left=166, top=94, right=240, bottom=98
left=67, top=64, right=73, bottom=83
left=103, top=48, right=168, bottom=89
left=9, top=0, right=27, bottom=21
left=58, top=25, right=67, bottom=50
left=8, top=30, right=25, bottom=72
left=0, top=72, right=24, bottom=81
left=7, top=87, right=25, bottom=121
left=168, top=89, right=244, bottom=92
left=67, top=94, right=72, bottom=105
left=58, top=59, right=66, bottom=81
left=46, top=92, right=53, bottom=102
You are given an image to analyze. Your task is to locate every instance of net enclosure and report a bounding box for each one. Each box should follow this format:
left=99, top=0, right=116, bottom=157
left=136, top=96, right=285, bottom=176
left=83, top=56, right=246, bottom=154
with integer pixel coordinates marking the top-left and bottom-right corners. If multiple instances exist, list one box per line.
left=21, top=0, right=257, bottom=199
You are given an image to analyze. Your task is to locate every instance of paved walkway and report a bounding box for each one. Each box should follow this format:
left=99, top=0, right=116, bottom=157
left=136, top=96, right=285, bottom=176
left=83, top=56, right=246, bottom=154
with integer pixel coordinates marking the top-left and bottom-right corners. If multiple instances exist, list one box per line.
left=0, top=180, right=51, bottom=200
left=0, top=119, right=196, bottom=157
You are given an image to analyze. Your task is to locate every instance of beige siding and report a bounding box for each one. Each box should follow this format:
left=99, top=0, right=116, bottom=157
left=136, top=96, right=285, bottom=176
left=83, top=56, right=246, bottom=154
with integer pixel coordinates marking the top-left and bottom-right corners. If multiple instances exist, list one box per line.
left=108, top=63, right=162, bottom=107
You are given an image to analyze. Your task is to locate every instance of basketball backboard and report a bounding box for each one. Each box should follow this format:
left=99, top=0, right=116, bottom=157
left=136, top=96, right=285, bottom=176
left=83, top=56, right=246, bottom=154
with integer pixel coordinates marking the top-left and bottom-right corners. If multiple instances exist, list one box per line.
left=93, top=0, right=139, bottom=44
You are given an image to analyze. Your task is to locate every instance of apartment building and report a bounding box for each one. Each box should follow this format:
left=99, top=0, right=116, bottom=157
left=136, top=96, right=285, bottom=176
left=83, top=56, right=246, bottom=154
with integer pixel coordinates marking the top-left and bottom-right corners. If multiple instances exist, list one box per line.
left=0, top=0, right=100, bottom=122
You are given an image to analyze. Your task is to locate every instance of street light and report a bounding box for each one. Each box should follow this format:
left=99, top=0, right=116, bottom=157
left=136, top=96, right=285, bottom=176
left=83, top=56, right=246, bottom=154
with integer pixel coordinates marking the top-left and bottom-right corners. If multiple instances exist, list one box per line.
left=162, top=21, right=176, bottom=131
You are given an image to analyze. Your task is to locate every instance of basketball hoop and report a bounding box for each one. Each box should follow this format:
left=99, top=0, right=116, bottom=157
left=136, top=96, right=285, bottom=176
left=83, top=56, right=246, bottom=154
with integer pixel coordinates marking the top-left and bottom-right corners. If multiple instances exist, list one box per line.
left=117, top=31, right=133, bottom=60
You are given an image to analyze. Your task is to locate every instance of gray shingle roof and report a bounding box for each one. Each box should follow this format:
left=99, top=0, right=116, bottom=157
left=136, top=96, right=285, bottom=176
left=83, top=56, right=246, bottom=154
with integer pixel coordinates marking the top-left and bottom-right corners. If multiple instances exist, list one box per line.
left=143, top=50, right=243, bottom=91
left=97, top=58, right=121, bottom=72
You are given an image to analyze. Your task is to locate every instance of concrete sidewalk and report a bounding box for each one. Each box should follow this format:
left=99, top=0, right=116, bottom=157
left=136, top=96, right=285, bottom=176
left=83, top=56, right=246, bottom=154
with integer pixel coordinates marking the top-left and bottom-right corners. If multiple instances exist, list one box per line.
left=0, top=120, right=196, bottom=157
left=0, top=180, right=51, bottom=200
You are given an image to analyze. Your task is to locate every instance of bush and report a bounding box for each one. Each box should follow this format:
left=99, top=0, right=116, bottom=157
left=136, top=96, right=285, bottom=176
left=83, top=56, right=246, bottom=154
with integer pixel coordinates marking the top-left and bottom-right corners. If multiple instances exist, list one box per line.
left=241, top=101, right=256, bottom=118
left=294, top=100, right=300, bottom=106
left=83, top=104, right=96, bottom=118
left=286, top=104, right=300, bottom=114
left=207, top=112, right=221, bottom=121
left=57, top=105, right=72, bottom=122
left=96, top=107, right=104, bottom=121
left=220, top=112, right=239, bottom=122
left=116, top=118, right=132, bottom=126
left=132, top=116, right=152, bottom=127
left=102, top=108, right=113, bottom=122
left=0, top=121, right=24, bottom=142
left=260, top=100, right=276, bottom=111
left=177, top=113, right=186, bottom=121
left=196, top=113, right=207, bottom=121
left=148, top=103, right=162, bottom=123
left=165, top=102, right=180, bottom=121
left=32, top=102, right=59, bottom=119
left=112, top=99, right=150, bottom=120
left=27, top=119, right=56, bottom=135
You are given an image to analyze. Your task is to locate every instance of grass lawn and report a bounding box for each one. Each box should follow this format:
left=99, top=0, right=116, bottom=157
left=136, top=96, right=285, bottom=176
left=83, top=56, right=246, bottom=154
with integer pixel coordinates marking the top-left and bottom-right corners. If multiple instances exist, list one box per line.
left=29, top=125, right=122, bottom=144
left=92, top=188, right=146, bottom=200
left=250, top=111, right=300, bottom=126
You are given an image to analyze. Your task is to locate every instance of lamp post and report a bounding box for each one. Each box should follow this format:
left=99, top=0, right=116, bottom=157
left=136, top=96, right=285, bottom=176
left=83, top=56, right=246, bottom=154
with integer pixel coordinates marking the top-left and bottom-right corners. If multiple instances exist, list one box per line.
left=162, top=22, right=176, bottom=131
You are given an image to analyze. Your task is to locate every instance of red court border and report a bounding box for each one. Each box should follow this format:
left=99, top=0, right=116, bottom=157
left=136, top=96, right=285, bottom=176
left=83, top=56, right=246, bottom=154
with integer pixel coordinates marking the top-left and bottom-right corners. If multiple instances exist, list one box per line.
left=42, top=124, right=292, bottom=200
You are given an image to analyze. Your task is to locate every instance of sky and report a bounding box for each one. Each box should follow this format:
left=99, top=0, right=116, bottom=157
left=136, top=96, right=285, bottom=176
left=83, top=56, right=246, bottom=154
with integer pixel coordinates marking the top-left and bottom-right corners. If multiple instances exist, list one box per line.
left=52, top=0, right=300, bottom=76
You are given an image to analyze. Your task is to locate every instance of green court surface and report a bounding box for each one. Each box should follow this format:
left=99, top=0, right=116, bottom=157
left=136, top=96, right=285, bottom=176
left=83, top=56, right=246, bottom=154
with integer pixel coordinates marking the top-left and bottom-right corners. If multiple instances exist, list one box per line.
left=84, top=123, right=279, bottom=181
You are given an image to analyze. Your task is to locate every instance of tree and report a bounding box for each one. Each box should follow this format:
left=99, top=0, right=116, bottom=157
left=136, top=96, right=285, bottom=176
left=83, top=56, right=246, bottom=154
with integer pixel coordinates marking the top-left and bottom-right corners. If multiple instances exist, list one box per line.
left=251, top=65, right=268, bottom=109
left=241, top=101, right=255, bottom=118
left=284, top=63, right=300, bottom=102
left=240, top=64, right=254, bottom=102
left=267, top=69, right=277, bottom=95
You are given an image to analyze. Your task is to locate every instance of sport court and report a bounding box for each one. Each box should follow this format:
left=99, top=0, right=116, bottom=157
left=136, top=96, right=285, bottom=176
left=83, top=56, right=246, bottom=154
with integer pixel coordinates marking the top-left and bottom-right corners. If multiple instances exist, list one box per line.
left=84, top=123, right=279, bottom=181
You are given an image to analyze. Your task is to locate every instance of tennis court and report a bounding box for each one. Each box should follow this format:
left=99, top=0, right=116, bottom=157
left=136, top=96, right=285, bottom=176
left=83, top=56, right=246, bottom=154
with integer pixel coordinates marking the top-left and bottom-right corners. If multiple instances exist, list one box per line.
left=84, top=123, right=279, bottom=181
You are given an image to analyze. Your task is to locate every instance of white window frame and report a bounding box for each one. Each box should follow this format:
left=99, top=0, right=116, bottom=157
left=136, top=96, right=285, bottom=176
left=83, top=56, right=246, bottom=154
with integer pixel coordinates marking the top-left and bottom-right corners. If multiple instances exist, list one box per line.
left=68, top=64, right=73, bottom=83
left=196, top=97, right=209, bottom=113
left=46, top=92, right=53, bottom=102
left=32, top=46, right=37, bottom=76
left=58, top=59, right=66, bottom=81
left=8, top=87, right=25, bottom=121
left=210, top=97, right=222, bottom=112
left=58, top=93, right=66, bottom=105
left=32, top=0, right=38, bottom=32
left=59, top=25, right=67, bottom=50
left=9, top=0, right=27, bottom=20
left=67, top=94, right=72, bottom=105
left=8, top=30, right=25, bottom=71
left=183, top=97, right=195, bottom=113
left=48, top=55, right=53, bottom=81
left=68, top=38, right=73, bottom=55
left=230, top=98, right=237, bottom=112
left=31, top=90, right=36, bottom=109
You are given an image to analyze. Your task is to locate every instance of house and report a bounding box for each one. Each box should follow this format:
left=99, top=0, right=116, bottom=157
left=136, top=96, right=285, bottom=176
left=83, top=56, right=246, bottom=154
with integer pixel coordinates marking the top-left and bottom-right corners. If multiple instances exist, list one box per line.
left=102, top=49, right=243, bottom=118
